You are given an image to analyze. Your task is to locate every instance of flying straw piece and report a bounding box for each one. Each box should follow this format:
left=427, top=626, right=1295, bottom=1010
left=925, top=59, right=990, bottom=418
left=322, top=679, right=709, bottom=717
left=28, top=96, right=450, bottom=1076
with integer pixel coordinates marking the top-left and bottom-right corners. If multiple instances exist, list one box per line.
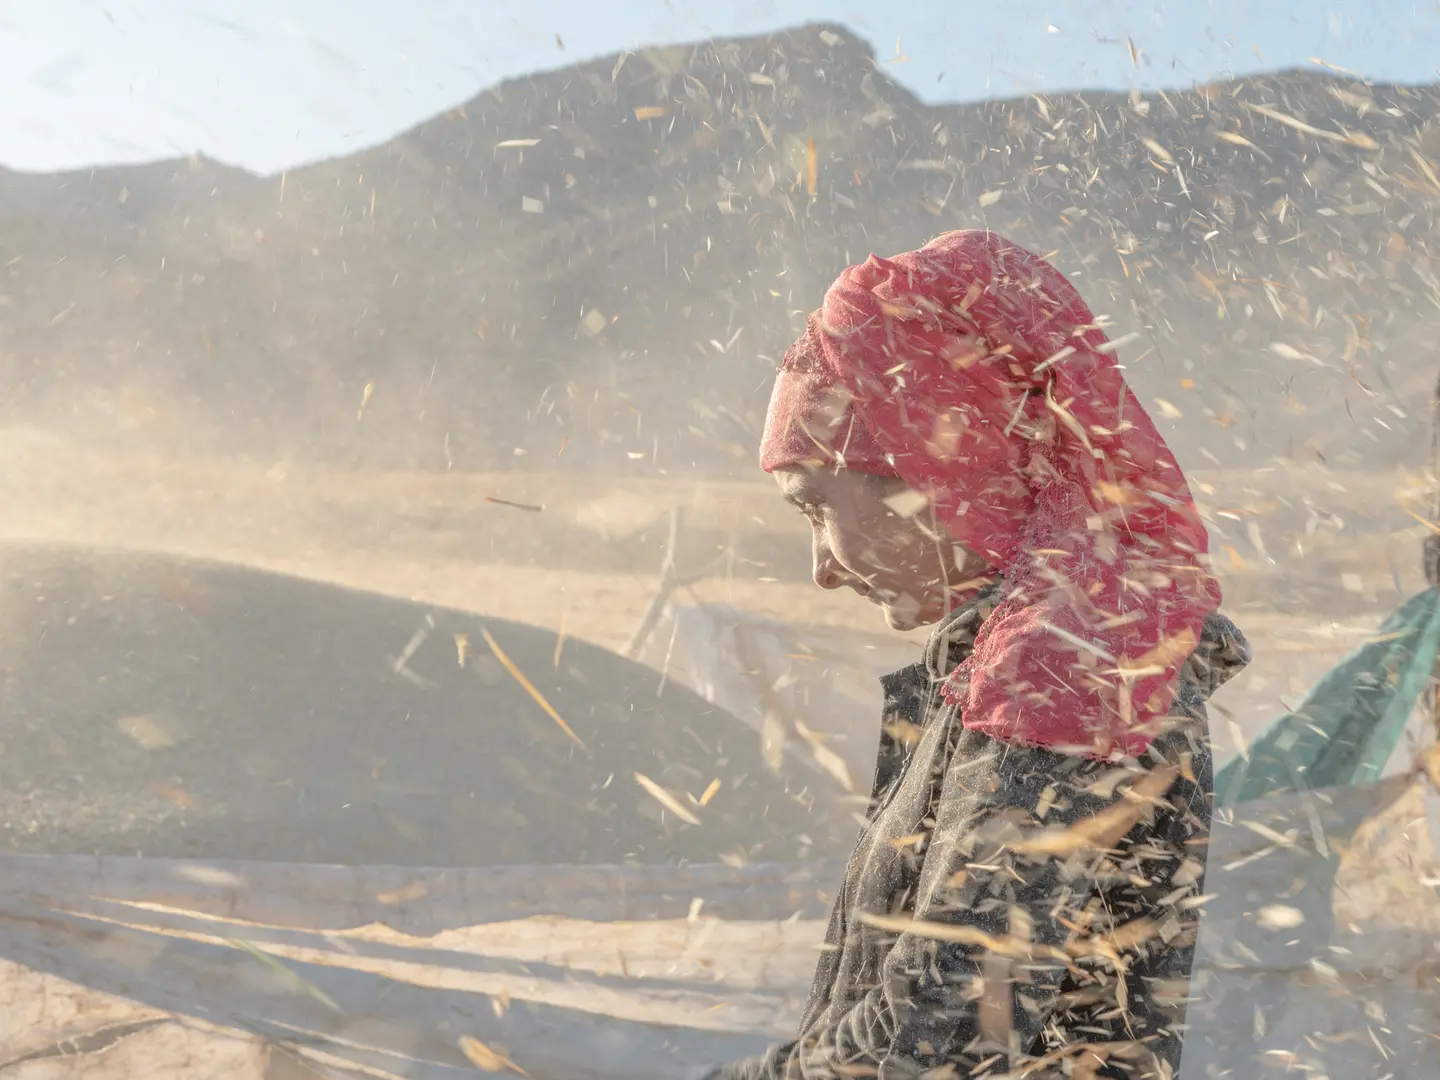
left=484, top=496, right=544, bottom=512
left=481, top=627, right=587, bottom=751
left=553, top=608, right=569, bottom=670
left=226, top=937, right=341, bottom=1012
left=460, top=1036, right=528, bottom=1075
left=857, top=912, right=1065, bottom=961
left=1011, top=765, right=1181, bottom=856
left=1242, top=101, right=1377, bottom=148
left=1214, top=130, right=1269, bottom=160
left=1409, top=146, right=1440, bottom=195
left=634, top=772, right=701, bottom=825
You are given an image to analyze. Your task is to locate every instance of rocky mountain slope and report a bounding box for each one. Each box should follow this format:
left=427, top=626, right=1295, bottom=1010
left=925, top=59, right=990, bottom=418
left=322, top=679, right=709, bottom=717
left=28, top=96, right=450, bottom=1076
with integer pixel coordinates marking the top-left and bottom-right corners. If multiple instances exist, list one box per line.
left=2, top=23, right=1438, bottom=475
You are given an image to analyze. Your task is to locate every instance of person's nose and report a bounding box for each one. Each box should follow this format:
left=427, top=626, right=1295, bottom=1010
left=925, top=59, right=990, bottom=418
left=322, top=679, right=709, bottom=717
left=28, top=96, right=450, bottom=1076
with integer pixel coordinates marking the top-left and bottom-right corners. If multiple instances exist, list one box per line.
left=812, top=533, right=847, bottom=590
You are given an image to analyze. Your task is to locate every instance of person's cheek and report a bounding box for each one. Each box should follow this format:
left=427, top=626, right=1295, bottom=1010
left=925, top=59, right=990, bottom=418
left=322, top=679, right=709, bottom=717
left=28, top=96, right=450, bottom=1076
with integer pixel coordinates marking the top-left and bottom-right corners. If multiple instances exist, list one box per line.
left=877, top=524, right=929, bottom=581
left=898, top=525, right=947, bottom=584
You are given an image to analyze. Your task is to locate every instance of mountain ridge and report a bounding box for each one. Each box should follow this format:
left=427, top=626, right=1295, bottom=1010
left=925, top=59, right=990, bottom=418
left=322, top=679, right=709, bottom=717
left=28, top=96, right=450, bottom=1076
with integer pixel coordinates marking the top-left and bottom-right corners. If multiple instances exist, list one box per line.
left=2, top=22, right=1438, bottom=474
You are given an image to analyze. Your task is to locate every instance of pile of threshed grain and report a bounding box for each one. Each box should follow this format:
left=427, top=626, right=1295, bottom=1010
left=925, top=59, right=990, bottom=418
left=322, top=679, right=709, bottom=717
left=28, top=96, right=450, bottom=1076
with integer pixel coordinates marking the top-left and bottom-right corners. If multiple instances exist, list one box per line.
left=0, top=544, right=856, bottom=867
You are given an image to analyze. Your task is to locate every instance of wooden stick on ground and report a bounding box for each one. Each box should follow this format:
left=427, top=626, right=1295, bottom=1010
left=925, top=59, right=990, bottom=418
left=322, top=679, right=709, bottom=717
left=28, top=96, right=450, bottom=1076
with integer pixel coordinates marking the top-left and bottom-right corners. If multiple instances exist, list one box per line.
left=623, top=507, right=684, bottom=658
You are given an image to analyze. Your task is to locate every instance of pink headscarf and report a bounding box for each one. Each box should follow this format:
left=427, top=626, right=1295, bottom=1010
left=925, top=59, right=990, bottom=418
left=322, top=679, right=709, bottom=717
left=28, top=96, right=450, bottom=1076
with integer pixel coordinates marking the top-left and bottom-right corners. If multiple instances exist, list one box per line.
left=759, top=231, right=1220, bottom=759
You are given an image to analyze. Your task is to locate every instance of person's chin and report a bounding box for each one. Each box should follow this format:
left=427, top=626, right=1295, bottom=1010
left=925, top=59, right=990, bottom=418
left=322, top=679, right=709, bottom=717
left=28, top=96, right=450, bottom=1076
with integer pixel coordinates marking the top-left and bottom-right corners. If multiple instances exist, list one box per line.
left=882, top=608, right=920, bottom=632
left=879, top=594, right=929, bottom=632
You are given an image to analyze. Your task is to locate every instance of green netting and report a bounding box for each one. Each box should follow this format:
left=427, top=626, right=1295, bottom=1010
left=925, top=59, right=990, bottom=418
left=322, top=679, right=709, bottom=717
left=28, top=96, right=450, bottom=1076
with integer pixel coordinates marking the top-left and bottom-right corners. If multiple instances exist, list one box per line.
left=1216, top=587, right=1440, bottom=806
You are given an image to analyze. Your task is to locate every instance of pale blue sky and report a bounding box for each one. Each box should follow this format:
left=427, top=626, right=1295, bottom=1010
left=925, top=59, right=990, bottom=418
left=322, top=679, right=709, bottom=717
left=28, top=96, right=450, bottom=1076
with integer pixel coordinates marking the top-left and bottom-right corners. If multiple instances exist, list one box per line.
left=1, top=0, right=1436, bottom=175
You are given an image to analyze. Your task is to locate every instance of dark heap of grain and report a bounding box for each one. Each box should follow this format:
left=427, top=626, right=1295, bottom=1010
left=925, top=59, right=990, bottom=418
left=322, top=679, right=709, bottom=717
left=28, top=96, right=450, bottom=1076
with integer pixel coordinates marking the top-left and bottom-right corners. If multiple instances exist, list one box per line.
left=0, top=544, right=855, bottom=866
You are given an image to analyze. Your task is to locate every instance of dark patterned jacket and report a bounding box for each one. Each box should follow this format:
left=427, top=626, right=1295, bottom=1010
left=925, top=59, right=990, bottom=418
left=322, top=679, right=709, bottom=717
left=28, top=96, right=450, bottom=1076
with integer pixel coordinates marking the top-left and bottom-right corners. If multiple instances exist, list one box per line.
left=707, top=595, right=1250, bottom=1080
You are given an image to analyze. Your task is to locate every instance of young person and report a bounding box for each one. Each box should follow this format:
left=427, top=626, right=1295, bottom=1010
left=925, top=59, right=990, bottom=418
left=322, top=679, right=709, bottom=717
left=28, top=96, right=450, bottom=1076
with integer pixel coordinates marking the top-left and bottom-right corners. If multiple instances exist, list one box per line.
left=705, top=231, right=1249, bottom=1080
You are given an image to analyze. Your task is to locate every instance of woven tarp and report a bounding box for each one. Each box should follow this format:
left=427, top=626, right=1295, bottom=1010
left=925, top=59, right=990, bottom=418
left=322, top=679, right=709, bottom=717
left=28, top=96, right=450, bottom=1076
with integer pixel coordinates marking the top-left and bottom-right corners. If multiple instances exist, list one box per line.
left=0, top=777, right=1436, bottom=1079
left=1216, top=586, right=1440, bottom=805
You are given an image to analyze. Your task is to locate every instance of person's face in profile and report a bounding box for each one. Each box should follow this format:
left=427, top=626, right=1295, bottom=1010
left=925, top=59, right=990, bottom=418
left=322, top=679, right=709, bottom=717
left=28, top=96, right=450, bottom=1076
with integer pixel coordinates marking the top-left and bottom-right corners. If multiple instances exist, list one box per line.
left=773, top=465, right=988, bottom=632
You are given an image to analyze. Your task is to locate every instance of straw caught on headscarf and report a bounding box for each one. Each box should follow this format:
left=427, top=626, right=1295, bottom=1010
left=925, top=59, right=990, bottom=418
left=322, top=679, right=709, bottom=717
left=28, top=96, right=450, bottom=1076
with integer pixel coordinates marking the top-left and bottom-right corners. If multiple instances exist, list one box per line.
left=759, top=230, right=1220, bottom=759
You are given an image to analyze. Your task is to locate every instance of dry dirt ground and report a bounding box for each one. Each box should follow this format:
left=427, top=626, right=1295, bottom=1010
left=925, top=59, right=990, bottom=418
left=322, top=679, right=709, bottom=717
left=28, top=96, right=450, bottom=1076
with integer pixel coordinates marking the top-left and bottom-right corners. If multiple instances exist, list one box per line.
left=2, top=427, right=1439, bottom=1077
left=1, top=423, right=1436, bottom=829
left=3, top=426, right=1432, bottom=762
